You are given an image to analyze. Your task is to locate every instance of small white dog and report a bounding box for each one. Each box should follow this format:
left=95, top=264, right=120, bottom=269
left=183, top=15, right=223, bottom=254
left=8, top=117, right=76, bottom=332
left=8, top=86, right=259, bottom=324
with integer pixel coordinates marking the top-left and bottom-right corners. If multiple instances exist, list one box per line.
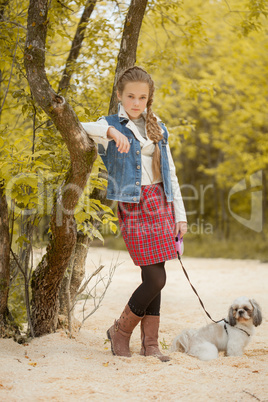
left=171, top=297, right=262, bottom=361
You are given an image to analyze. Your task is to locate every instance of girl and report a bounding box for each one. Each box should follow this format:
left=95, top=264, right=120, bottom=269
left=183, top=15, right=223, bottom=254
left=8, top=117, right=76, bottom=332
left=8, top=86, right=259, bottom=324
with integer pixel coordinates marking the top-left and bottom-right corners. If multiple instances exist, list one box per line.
left=82, top=66, right=187, bottom=362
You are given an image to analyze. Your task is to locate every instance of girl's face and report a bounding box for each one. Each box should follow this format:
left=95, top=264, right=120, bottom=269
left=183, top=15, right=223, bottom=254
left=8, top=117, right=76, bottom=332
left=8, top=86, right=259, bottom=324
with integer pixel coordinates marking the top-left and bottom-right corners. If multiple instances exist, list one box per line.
left=117, top=81, right=149, bottom=120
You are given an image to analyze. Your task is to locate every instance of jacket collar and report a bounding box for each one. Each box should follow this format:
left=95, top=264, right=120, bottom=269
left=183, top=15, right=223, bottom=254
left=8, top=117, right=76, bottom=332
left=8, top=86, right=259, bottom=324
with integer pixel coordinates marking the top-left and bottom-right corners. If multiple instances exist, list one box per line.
left=118, top=103, right=129, bottom=123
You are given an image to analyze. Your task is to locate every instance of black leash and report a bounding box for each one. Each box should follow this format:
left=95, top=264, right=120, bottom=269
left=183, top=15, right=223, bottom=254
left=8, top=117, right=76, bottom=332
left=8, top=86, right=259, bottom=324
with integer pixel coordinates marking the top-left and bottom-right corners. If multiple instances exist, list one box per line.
left=177, top=252, right=251, bottom=337
left=177, top=252, right=228, bottom=329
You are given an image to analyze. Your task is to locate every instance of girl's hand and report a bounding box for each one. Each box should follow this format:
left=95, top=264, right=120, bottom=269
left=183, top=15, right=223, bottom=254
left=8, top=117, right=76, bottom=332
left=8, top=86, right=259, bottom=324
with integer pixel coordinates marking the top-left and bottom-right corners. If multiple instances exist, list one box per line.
left=107, top=127, right=130, bottom=153
left=174, top=221, right=187, bottom=237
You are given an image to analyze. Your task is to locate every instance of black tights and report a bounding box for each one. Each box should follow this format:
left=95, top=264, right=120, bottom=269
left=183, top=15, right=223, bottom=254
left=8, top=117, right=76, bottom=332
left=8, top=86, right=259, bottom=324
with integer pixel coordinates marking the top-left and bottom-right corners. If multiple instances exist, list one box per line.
left=128, top=262, right=166, bottom=317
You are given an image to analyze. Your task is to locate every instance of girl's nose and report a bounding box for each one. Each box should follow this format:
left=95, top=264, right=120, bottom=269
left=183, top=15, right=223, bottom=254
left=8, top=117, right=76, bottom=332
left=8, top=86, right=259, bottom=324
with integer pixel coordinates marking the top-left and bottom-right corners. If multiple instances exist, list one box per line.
left=133, top=98, right=139, bottom=106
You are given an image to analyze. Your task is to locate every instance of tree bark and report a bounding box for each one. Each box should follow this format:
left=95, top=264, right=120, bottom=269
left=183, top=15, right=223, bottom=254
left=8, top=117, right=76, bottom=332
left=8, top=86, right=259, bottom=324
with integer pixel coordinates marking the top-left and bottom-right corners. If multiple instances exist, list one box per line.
left=58, top=0, right=97, bottom=94
left=0, top=183, right=10, bottom=331
left=108, top=0, right=148, bottom=114
left=24, top=0, right=97, bottom=336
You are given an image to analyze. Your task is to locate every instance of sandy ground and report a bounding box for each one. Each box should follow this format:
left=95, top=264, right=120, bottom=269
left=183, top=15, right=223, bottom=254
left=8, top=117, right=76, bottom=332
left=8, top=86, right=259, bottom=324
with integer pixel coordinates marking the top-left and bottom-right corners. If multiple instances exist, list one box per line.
left=0, top=248, right=267, bottom=402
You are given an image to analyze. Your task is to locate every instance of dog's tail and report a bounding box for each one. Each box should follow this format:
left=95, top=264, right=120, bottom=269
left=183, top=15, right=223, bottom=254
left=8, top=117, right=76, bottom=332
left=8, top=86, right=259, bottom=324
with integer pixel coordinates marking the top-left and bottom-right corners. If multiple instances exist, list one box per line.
left=170, top=329, right=196, bottom=353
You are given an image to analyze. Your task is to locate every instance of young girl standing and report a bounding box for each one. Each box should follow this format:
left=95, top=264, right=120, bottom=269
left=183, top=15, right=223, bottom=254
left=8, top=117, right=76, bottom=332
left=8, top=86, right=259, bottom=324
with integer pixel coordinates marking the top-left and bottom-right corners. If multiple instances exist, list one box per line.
left=82, top=66, right=187, bottom=362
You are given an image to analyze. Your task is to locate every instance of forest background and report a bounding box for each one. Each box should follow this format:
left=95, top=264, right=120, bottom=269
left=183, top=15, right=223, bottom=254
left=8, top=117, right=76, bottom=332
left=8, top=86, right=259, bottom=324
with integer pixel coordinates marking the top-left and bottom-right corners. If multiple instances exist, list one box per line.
left=0, top=0, right=267, bottom=337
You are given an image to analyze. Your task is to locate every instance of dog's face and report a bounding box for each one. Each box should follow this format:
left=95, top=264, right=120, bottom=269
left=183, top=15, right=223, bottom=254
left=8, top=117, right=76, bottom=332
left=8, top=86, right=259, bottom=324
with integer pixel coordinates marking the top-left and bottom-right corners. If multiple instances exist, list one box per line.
left=228, top=297, right=262, bottom=327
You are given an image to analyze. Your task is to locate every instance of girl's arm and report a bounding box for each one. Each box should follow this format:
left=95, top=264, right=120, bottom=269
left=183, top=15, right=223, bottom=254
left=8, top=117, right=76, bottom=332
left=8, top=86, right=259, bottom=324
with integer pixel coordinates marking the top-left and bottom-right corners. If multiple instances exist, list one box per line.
left=81, top=118, right=110, bottom=148
left=107, top=127, right=130, bottom=153
left=166, top=144, right=187, bottom=236
left=81, top=118, right=130, bottom=153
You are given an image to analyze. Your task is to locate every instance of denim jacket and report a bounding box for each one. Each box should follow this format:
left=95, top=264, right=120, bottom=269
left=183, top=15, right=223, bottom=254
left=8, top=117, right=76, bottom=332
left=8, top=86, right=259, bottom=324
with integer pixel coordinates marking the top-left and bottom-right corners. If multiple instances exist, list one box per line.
left=97, top=113, right=173, bottom=203
left=81, top=105, right=187, bottom=221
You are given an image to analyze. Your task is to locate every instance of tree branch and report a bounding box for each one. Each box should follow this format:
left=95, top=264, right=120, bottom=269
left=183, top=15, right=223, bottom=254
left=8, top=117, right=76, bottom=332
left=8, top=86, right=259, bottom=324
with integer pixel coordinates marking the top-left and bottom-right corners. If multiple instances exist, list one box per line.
left=109, top=0, right=148, bottom=114
left=58, top=0, right=97, bottom=94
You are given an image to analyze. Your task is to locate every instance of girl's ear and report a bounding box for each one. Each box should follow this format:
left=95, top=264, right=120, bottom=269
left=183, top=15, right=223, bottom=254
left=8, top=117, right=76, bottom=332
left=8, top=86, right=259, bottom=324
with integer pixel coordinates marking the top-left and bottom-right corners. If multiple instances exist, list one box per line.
left=116, top=90, right=121, bottom=101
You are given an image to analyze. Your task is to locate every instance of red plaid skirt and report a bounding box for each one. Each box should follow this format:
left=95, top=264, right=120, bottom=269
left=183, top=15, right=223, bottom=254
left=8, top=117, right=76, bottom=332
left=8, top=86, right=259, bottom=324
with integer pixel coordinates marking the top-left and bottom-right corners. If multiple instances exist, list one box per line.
left=117, top=183, right=177, bottom=266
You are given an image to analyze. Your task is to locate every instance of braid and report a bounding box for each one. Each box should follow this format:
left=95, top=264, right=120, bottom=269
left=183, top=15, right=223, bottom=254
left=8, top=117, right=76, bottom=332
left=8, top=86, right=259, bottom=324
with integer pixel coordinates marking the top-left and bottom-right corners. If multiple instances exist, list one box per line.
left=146, top=99, right=163, bottom=181
left=117, top=66, right=163, bottom=181
left=146, top=98, right=163, bottom=142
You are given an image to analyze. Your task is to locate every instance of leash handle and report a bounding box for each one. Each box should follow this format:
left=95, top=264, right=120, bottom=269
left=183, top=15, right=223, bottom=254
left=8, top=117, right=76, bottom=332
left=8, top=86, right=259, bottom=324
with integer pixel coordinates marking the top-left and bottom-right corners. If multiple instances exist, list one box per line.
left=177, top=252, right=225, bottom=325
left=175, top=232, right=184, bottom=256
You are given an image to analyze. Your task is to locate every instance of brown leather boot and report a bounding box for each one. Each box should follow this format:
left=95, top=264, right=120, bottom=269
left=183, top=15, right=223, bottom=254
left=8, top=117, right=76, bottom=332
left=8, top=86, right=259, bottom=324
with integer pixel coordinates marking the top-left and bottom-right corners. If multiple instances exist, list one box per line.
left=140, top=315, right=171, bottom=362
left=107, top=304, right=142, bottom=357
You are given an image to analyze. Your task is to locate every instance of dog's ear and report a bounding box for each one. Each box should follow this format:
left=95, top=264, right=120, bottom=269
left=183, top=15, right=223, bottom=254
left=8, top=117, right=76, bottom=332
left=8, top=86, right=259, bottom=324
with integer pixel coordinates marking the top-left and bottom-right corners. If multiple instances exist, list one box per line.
left=228, top=306, right=236, bottom=326
left=250, top=299, right=262, bottom=327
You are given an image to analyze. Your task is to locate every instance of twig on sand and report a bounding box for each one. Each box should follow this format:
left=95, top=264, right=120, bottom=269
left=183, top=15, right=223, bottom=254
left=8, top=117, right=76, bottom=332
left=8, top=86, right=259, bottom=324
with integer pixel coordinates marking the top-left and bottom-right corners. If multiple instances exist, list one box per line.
left=73, top=255, right=121, bottom=331
left=243, top=390, right=261, bottom=401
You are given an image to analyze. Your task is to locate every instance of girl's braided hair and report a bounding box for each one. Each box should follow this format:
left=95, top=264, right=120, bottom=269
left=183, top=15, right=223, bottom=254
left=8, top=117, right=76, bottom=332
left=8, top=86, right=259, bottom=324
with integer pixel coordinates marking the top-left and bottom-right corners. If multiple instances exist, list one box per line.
left=116, top=66, right=163, bottom=181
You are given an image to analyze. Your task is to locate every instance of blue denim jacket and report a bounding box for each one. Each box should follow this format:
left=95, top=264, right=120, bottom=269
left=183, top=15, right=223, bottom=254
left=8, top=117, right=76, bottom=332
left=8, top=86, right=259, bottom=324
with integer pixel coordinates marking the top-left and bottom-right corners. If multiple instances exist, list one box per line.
left=97, top=113, right=173, bottom=203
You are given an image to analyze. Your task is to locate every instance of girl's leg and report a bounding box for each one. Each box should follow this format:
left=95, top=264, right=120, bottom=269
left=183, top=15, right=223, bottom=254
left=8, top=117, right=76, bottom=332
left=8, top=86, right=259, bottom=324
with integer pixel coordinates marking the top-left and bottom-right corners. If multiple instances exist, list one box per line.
left=141, top=270, right=161, bottom=316
left=127, top=261, right=170, bottom=362
left=128, top=262, right=166, bottom=316
left=107, top=262, right=167, bottom=359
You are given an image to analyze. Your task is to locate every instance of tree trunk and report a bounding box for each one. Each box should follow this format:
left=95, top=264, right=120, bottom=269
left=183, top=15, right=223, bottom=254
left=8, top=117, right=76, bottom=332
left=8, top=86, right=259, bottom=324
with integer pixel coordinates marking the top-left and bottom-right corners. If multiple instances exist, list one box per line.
left=0, top=183, right=10, bottom=332
left=24, top=0, right=97, bottom=336
left=109, top=0, right=148, bottom=114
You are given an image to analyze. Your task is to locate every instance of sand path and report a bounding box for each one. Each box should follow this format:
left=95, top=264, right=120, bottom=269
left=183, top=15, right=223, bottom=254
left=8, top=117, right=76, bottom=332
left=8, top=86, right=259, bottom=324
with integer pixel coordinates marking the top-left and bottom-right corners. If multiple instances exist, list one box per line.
left=0, top=248, right=267, bottom=401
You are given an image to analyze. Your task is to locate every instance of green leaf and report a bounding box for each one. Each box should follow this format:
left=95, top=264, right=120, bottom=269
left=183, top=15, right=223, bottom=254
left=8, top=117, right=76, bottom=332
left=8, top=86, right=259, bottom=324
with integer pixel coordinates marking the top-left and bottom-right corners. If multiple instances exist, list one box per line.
left=16, top=235, right=30, bottom=247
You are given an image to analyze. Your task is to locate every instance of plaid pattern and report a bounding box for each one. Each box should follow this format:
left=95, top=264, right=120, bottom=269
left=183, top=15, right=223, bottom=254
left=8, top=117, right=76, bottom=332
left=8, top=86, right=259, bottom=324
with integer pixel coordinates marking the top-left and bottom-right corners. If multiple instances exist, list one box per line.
left=117, top=183, right=177, bottom=266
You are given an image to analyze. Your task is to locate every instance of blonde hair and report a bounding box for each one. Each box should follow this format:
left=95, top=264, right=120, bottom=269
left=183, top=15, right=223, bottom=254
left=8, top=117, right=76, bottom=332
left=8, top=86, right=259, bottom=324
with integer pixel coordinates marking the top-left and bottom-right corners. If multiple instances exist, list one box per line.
left=117, top=66, right=163, bottom=181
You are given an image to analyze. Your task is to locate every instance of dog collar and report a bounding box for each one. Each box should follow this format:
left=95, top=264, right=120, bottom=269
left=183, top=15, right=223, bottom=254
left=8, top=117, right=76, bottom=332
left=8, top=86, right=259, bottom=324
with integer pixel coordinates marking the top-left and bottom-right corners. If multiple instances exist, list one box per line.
left=225, top=320, right=251, bottom=337
left=237, top=327, right=251, bottom=337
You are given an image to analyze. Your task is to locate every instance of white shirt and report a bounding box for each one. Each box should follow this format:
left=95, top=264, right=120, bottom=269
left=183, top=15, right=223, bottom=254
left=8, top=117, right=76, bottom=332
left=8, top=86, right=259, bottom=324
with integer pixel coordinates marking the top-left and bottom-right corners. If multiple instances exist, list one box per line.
left=81, top=105, right=187, bottom=222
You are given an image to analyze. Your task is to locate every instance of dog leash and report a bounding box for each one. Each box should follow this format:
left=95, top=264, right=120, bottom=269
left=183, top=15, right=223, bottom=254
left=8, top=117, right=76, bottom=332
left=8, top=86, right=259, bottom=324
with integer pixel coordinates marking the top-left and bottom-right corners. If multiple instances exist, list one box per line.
left=175, top=235, right=251, bottom=337
left=175, top=234, right=228, bottom=331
